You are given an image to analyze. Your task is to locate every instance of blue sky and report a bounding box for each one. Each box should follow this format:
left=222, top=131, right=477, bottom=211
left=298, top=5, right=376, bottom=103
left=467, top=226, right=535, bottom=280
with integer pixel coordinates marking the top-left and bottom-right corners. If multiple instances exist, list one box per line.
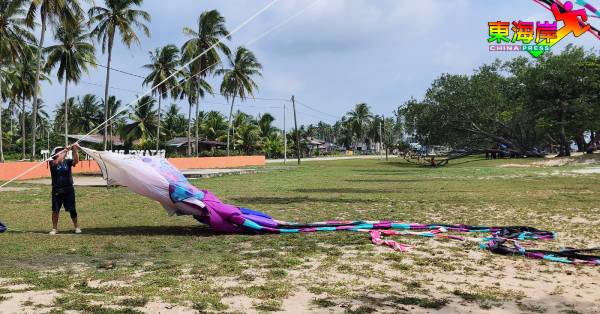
left=37, top=0, right=599, bottom=129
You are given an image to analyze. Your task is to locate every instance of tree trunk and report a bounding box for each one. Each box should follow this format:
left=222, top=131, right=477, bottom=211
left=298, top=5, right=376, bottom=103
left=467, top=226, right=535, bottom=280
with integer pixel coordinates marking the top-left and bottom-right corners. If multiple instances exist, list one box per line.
left=187, top=100, right=192, bottom=156
left=156, top=96, right=161, bottom=153
left=103, top=35, right=114, bottom=150
left=226, top=96, right=236, bottom=156
left=30, top=13, right=47, bottom=160
left=575, top=131, right=585, bottom=152
left=195, top=97, right=200, bottom=157
left=64, top=80, right=69, bottom=146
left=21, top=96, right=26, bottom=160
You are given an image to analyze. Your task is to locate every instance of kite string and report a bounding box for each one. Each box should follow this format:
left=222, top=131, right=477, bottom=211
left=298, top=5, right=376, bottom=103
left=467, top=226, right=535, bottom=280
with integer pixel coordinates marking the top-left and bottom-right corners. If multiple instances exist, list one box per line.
left=0, top=0, right=326, bottom=188
left=0, top=0, right=282, bottom=188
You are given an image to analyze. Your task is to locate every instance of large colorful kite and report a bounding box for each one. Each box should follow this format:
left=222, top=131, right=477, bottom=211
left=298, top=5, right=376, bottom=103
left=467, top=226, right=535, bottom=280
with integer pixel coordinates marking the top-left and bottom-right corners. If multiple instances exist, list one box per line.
left=79, top=147, right=600, bottom=265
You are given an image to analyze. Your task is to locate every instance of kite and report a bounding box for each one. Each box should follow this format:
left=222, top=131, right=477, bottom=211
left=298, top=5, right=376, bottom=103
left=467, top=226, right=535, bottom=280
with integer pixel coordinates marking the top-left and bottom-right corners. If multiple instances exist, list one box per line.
left=80, top=147, right=600, bottom=265
left=0, top=222, right=6, bottom=233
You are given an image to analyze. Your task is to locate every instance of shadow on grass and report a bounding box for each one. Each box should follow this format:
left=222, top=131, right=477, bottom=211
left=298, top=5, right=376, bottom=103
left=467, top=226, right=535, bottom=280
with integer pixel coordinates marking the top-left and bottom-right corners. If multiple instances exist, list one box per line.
left=230, top=196, right=381, bottom=205
left=34, top=225, right=218, bottom=237
left=344, top=179, right=432, bottom=183
left=293, top=188, right=398, bottom=194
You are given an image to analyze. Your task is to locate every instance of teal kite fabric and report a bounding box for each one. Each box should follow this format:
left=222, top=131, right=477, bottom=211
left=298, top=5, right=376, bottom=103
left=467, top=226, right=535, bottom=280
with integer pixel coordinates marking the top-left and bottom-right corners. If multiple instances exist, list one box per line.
left=80, top=147, right=600, bottom=265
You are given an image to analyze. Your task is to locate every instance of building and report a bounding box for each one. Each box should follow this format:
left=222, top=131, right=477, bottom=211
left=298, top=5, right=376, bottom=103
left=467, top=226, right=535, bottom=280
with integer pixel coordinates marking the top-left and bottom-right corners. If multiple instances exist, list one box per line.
left=165, top=137, right=226, bottom=153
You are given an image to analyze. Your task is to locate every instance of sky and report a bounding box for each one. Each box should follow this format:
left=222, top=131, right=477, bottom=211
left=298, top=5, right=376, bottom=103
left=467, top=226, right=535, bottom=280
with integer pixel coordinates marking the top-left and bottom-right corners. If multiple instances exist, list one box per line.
left=36, top=0, right=600, bottom=130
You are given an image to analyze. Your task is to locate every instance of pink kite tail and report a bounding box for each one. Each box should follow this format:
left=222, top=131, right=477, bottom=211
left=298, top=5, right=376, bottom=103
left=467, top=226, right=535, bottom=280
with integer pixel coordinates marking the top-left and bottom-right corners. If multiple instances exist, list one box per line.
left=370, top=230, right=413, bottom=252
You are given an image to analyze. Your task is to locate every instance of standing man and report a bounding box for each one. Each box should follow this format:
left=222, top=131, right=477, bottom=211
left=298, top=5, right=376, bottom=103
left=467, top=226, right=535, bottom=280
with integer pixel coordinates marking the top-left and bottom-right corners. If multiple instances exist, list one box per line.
left=49, top=144, right=81, bottom=235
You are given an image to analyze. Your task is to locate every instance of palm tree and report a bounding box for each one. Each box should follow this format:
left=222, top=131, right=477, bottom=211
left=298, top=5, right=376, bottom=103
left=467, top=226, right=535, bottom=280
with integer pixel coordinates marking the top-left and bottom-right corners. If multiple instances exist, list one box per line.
left=346, top=103, right=372, bottom=150
left=121, top=95, right=157, bottom=147
left=88, top=0, right=150, bottom=150
left=104, top=95, right=125, bottom=150
left=258, top=113, right=276, bottom=138
left=0, top=67, right=16, bottom=163
left=177, top=66, right=212, bottom=156
left=201, top=110, right=227, bottom=142
left=44, top=17, right=96, bottom=145
left=235, top=123, right=261, bottom=155
left=181, top=10, right=229, bottom=156
left=27, top=0, right=84, bottom=160
left=0, top=0, right=35, bottom=162
left=216, top=46, right=262, bottom=156
left=142, top=44, right=180, bottom=152
left=74, top=94, right=102, bottom=133
left=163, top=103, right=187, bottom=140
left=53, top=96, right=77, bottom=134
left=11, top=47, right=43, bottom=160
left=1, top=1, right=35, bottom=62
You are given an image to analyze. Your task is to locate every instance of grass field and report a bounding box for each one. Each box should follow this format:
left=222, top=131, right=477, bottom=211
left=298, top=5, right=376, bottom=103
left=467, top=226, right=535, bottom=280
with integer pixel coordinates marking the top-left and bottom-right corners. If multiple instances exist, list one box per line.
left=1, top=157, right=599, bottom=313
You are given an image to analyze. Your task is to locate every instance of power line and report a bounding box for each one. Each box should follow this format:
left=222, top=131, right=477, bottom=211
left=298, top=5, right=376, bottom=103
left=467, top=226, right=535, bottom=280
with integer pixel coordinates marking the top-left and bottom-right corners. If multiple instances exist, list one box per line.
left=1, top=0, right=284, bottom=188
left=295, top=100, right=341, bottom=119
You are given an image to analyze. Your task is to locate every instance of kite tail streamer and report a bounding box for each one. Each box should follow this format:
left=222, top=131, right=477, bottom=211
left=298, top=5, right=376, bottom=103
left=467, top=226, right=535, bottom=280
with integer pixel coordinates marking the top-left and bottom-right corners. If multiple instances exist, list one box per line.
left=78, top=147, right=600, bottom=266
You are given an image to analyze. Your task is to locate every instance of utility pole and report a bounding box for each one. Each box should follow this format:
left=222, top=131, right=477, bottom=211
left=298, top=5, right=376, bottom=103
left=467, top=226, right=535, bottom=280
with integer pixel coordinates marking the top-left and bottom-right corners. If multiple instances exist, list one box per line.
left=379, top=117, right=383, bottom=158
left=291, top=95, right=300, bottom=165
left=383, top=114, right=388, bottom=161
left=283, top=103, right=287, bottom=164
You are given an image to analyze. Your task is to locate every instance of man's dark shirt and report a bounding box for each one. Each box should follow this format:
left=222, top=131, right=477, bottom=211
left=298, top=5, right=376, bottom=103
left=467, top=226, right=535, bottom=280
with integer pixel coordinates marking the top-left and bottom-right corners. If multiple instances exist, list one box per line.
left=49, top=159, right=74, bottom=189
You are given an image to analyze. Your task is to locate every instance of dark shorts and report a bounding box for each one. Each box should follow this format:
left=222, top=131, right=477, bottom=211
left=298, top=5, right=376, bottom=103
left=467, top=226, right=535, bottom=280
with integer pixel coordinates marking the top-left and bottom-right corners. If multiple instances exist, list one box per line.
left=52, top=186, right=77, bottom=216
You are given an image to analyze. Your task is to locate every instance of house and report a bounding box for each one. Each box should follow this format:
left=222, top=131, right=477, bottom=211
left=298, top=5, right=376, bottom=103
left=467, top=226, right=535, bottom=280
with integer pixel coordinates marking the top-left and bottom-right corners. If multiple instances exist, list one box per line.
left=165, top=137, right=226, bottom=153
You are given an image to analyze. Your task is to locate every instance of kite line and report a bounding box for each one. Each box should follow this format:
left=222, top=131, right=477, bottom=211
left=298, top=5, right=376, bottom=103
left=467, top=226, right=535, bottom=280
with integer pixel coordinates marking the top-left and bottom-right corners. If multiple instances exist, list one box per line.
left=0, top=0, right=302, bottom=188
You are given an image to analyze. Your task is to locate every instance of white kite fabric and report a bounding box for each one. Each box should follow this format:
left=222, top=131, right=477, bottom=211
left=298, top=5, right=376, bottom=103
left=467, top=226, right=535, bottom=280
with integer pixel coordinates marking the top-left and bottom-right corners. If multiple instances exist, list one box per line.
left=80, top=147, right=206, bottom=217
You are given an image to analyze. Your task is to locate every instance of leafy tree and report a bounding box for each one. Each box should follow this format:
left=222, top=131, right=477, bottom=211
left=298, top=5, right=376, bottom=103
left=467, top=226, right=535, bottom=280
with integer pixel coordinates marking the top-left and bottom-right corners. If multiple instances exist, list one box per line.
left=88, top=0, right=150, bottom=149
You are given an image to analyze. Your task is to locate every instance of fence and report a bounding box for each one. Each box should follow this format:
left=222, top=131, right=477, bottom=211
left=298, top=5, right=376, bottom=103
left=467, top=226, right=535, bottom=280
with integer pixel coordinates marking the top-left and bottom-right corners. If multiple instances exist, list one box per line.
left=0, top=155, right=265, bottom=181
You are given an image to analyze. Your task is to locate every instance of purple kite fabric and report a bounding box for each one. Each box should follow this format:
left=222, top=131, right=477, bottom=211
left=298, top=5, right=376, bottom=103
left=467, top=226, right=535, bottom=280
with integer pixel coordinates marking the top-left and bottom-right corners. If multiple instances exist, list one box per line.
left=80, top=147, right=600, bottom=265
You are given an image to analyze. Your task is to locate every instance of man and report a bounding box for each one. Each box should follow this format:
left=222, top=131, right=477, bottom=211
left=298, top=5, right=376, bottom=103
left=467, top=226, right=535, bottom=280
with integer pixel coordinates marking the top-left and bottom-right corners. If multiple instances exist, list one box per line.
left=49, top=144, right=81, bottom=235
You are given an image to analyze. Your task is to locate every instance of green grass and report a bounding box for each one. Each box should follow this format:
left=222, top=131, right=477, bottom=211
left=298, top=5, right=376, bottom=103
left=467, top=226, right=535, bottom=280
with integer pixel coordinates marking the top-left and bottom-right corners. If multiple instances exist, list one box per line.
left=1, top=157, right=599, bottom=312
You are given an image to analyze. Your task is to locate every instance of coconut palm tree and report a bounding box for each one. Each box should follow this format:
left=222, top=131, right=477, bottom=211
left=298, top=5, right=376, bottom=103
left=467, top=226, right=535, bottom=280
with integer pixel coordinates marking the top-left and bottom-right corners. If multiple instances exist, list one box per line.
left=346, top=103, right=373, bottom=150
left=258, top=113, right=276, bottom=138
left=44, top=17, right=96, bottom=145
left=181, top=10, right=229, bottom=156
left=201, top=110, right=227, bottom=142
left=74, top=94, right=102, bottom=133
left=216, top=46, right=262, bottom=156
left=1, top=1, right=35, bottom=62
left=11, top=47, right=44, bottom=159
left=121, top=95, right=157, bottom=146
left=88, top=0, right=150, bottom=150
left=0, top=0, right=36, bottom=162
left=104, top=95, right=125, bottom=150
left=142, top=44, right=180, bottom=152
left=0, top=67, right=16, bottom=163
left=53, top=96, right=77, bottom=134
left=177, top=66, right=212, bottom=156
left=235, top=123, right=261, bottom=155
left=27, top=0, right=84, bottom=159
left=163, top=103, right=187, bottom=140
